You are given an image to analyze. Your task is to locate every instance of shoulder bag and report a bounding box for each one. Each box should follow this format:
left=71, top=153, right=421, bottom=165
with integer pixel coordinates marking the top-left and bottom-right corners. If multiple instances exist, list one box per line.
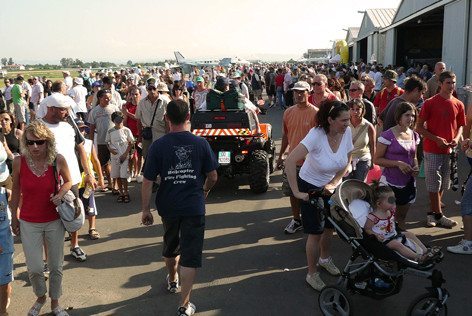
left=141, top=99, right=161, bottom=140
left=52, top=160, right=85, bottom=233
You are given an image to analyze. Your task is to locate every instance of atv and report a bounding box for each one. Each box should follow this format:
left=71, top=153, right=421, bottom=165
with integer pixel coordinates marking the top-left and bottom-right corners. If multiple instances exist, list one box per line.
left=191, top=109, right=275, bottom=193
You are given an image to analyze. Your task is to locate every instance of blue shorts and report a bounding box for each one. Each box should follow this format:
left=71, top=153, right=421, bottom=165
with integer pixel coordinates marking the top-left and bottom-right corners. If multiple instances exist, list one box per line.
left=0, top=253, right=14, bottom=285
left=299, top=177, right=334, bottom=235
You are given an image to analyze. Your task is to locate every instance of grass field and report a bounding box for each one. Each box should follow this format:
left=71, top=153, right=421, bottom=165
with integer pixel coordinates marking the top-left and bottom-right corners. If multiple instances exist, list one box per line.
left=0, top=69, right=79, bottom=89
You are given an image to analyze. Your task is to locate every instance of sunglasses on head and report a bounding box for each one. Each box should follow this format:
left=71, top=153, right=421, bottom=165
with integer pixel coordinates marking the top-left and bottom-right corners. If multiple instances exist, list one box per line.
left=26, top=139, right=46, bottom=146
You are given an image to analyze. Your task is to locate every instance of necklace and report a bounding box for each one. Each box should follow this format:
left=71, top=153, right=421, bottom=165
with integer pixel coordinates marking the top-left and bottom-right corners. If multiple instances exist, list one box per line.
left=26, top=157, right=48, bottom=177
left=328, top=133, right=339, bottom=143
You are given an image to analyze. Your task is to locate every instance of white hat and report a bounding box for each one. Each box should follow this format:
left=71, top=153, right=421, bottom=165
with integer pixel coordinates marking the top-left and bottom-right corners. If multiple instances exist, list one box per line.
left=45, top=93, right=71, bottom=108
left=157, top=82, right=169, bottom=92
left=62, top=70, right=71, bottom=76
left=291, top=81, right=311, bottom=91
left=74, top=77, right=84, bottom=85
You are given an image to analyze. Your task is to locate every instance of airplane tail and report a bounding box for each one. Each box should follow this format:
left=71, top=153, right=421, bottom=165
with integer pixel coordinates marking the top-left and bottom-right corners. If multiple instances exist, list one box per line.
left=174, top=51, right=186, bottom=64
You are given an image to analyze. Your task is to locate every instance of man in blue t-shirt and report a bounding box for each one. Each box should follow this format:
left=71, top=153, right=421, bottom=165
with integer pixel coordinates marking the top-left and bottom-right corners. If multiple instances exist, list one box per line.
left=141, top=99, right=218, bottom=316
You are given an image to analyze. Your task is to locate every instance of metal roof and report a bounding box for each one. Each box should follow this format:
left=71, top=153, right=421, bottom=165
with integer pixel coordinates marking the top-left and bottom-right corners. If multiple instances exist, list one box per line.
left=348, top=27, right=360, bottom=39
left=366, top=8, right=397, bottom=28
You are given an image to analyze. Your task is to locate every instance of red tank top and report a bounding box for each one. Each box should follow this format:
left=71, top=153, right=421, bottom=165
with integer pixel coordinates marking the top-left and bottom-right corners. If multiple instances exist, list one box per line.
left=19, top=156, right=59, bottom=222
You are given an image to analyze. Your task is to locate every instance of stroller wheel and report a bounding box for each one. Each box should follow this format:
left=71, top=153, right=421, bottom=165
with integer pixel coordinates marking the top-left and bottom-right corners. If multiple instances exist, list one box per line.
left=407, top=293, right=448, bottom=316
left=318, top=285, right=353, bottom=316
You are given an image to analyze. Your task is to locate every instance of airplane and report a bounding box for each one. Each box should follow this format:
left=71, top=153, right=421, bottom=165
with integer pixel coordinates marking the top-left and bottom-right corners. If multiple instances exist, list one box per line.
left=173, top=52, right=251, bottom=72
left=174, top=51, right=220, bottom=72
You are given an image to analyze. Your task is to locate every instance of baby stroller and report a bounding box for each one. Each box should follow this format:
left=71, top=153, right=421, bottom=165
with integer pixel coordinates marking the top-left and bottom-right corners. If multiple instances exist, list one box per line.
left=317, top=179, right=449, bottom=316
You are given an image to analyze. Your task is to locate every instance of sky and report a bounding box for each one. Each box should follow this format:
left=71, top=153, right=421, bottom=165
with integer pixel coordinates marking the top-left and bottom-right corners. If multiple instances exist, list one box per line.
left=0, top=0, right=401, bottom=64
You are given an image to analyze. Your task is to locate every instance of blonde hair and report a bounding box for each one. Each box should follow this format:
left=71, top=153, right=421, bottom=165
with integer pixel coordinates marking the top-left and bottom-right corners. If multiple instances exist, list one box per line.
left=20, top=120, right=57, bottom=165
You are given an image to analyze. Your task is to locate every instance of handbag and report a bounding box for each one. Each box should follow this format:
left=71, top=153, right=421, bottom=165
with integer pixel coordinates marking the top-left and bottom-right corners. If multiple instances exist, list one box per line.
left=52, top=160, right=85, bottom=233
left=141, top=99, right=161, bottom=140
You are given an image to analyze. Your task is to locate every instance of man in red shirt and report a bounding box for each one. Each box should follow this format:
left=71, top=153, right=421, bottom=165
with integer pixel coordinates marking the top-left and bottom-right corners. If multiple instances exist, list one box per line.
left=416, top=71, right=465, bottom=228
left=374, top=70, right=404, bottom=118
left=274, top=68, right=285, bottom=109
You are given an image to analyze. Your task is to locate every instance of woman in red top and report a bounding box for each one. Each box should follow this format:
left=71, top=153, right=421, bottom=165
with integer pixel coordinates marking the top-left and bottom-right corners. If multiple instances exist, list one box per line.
left=10, top=121, right=72, bottom=316
left=123, top=86, right=143, bottom=180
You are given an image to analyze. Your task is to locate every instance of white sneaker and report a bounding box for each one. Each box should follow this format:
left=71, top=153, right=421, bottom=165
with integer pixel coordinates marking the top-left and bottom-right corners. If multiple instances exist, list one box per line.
left=177, top=302, right=195, bottom=316
left=436, top=215, right=458, bottom=228
left=136, top=175, right=144, bottom=183
left=284, top=219, right=303, bottom=234
left=426, top=214, right=437, bottom=227
left=447, top=240, right=472, bottom=254
left=318, top=257, right=341, bottom=276
left=306, top=272, right=325, bottom=291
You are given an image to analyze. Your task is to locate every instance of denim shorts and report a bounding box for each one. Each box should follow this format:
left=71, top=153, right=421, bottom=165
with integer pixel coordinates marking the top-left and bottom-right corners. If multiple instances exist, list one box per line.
left=161, top=215, right=205, bottom=268
left=298, top=177, right=334, bottom=235
left=0, top=253, right=14, bottom=285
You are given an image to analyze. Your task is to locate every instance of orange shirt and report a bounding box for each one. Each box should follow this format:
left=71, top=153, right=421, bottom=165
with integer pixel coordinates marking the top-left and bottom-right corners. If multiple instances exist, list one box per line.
left=374, top=86, right=404, bottom=115
left=419, top=94, right=466, bottom=154
left=283, top=104, right=318, bottom=165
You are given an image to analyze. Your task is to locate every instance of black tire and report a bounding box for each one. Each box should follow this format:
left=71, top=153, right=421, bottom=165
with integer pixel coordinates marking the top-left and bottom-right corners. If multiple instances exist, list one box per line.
left=318, top=285, right=353, bottom=316
left=249, top=149, right=270, bottom=193
left=407, top=292, right=448, bottom=316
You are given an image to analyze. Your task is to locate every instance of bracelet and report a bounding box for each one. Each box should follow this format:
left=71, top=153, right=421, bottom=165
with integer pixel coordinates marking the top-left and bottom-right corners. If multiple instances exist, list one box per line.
left=203, top=188, right=211, bottom=193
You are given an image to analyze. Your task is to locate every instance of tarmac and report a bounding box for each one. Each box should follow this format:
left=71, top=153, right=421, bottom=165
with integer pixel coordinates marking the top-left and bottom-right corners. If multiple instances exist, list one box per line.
left=8, top=106, right=472, bottom=316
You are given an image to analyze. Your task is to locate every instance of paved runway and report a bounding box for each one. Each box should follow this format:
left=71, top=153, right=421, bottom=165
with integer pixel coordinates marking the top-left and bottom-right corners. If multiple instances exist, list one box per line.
left=9, top=106, right=472, bottom=315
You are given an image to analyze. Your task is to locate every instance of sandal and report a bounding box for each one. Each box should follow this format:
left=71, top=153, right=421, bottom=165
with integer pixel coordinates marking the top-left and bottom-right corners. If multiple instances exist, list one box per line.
left=89, top=228, right=100, bottom=240
left=28, top=300, right=45, bottom=316
left=52, top=306, right=70, bottom=316
left=123, top=194, right=130, bottom=203
left=117, top=195, right=124, bottom=203
left=112, top=189, right=120, bottom=195
left=97, top=186, right=109, bottom=192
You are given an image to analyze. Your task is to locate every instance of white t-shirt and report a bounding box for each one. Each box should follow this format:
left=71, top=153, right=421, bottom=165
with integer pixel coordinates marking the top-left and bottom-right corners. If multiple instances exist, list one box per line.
left=373, top=71, right=383, bottom=91
left=68, top=85, right=88, bottom=113
left=41, top=120, right=82, bottom=185
left=299, top=127, right=354, bottom=187
left=105, top=126, right=134, bottom=157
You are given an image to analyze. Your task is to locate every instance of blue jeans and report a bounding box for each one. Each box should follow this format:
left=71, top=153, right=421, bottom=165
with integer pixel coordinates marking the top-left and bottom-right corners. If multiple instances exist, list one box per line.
left=345, top=160, right=371, bottom=181
left=276, top=86, right=285, bottom=108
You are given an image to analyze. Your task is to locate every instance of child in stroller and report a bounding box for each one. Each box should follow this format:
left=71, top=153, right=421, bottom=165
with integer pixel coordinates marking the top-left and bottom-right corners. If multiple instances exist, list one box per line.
left=364, top=183, right=440, bottom=264
left=318, top=179, right=449, bottom=316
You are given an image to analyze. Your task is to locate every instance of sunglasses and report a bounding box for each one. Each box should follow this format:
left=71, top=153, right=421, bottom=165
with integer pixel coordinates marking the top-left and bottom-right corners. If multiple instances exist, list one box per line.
left=313, top=82, right=323, bottom=86
left=147, top=86, right=157, bottom=90
left=26, top=139, right=46, bottom=146
left=349, top=88, right=361, bottom=92
left=387, top=196, right=396, bottom=204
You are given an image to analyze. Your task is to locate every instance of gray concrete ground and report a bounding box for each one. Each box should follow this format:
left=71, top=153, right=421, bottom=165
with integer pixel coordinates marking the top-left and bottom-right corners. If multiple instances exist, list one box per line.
left=8, top=106, right=472, bottom=315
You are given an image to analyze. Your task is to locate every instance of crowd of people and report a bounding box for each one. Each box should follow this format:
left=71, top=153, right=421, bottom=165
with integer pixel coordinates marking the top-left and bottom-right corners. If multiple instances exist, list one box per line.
left=0, top=59, right=470, bottom=315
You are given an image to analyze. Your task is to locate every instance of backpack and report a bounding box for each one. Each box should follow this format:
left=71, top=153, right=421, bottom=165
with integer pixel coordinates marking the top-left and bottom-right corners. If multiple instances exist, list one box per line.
left=251, top=74, right=261, bottom=90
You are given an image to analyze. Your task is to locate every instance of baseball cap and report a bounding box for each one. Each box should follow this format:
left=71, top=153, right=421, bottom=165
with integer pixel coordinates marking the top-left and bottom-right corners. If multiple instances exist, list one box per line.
left=383, top=70, right=398, bottom=82
left=74, top=77, right=84, bottom=85
left=196, top=76, right=204, bottom=82
left=62, top=70, right=71, bottom=76
left=146, top=77, right=158, bottom=88
left=292, top=81, right=311, bottom=91
left=91, top=81, right=102, bottom=88
left=231, top=71, right=242, bottom=79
